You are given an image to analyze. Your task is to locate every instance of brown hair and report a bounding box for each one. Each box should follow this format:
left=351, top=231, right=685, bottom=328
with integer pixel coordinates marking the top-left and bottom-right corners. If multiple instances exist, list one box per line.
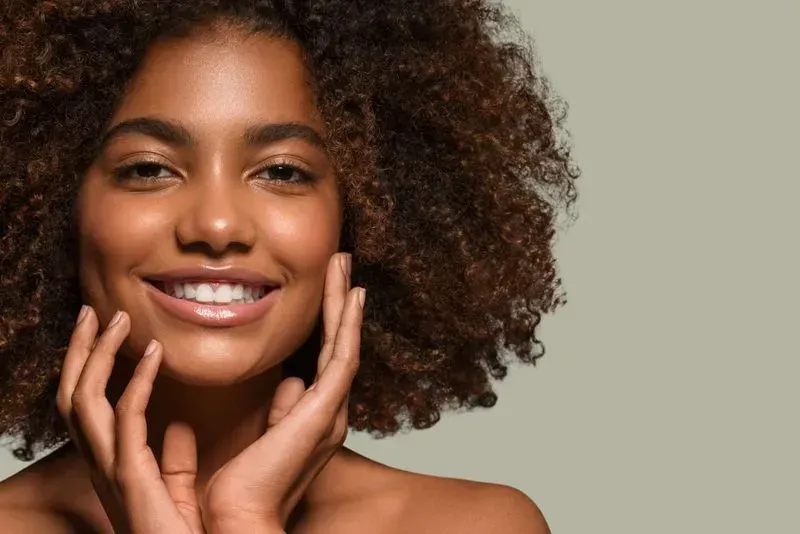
left=0, top=0, right=579, bottom=461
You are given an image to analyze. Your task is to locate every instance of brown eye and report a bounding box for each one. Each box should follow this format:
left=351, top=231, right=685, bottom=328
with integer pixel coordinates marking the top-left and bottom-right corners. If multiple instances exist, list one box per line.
left=255, top=163, right=316, bottom=184
left=113, top=162, right=175, bottom=182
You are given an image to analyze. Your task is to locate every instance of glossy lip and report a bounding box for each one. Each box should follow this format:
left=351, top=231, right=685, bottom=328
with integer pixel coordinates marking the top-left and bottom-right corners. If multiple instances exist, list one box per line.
left=145, top=266, right=282, bottom=287
left=141, top=266, right=282, bottom=328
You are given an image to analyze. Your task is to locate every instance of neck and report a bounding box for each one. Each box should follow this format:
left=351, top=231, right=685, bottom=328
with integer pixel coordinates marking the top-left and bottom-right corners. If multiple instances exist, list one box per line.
left=106, top=351, right=302, bottom=496
left=99, top=322, right=366, bottom=510
left=148, top=368, right=283, bottom=490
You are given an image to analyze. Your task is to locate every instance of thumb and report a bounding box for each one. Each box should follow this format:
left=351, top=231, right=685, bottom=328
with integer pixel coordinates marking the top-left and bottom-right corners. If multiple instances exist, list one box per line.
left=161, top=420, right=203, bottom=532
left=268, top=377, right=306, bottom=427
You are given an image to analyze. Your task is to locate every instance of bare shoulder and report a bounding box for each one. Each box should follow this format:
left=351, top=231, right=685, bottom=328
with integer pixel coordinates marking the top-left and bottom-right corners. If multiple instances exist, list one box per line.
left=304, top=449, right=549, bottom=534
left=0, top=444, right=106, bottom=533
left=397, top=473, right=550, bottom=534
left=0, top=506, right=77, bottom=533
left=0, top=462, right=69, bottom=533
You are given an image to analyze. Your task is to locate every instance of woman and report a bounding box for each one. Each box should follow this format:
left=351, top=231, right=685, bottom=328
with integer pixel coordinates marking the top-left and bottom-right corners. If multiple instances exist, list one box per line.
left=0, top=0, right=578, bottom=532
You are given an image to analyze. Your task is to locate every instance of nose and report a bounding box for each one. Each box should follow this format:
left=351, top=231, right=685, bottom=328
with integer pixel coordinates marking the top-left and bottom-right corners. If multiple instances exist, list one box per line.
left=175, top=176, right=257, bottom=256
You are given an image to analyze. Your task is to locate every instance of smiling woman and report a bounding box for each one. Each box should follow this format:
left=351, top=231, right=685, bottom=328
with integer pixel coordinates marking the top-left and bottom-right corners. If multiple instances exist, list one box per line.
left=76, top=33, right=342, bottom=388
left=0, top=1, right=577, bottom=532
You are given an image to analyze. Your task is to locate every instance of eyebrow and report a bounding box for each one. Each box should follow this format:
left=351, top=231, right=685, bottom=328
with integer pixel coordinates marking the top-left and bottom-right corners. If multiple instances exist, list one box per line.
left=98, top=118, right=193, bottom=150
left=98, top=117, right=326, bottom=151
left=243, top=122, right=325, bottom=150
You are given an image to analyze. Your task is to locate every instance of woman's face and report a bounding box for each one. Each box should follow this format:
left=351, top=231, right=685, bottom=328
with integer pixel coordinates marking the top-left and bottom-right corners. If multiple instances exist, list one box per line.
left=77, top=28, right=341, bottom=385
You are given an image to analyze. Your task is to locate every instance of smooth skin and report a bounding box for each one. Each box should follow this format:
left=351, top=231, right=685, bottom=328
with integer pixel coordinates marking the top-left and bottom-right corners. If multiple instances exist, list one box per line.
left=0, top=25, right=549, bottom=534
left=58, top=256, right=362, bottom=533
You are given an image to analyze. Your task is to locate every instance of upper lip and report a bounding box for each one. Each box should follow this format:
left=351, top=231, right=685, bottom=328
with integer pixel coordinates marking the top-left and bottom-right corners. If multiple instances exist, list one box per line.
left=143, top=266, right=282, bottom=287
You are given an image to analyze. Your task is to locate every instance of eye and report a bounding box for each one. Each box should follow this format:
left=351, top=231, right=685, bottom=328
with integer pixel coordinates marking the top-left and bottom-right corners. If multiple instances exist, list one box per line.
left=113, top=161, right=176, bottom=182
left=254, top=161, right=316, bottom=185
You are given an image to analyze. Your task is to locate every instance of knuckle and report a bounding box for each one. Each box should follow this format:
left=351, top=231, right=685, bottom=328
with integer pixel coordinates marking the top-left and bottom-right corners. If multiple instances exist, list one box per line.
left=114, top=396, right=136, bottom=418
left=304, top=388, right=326, bottom=409
left=114, top=401, right=129, bottom=419
left=114, top=461, right=140, bottom=491
left=113, top=464, right=130, bottom=488
left=331, top=427, right=347, bottom=448
left=323, top=333, right=337, bottom=347
left=70, top=391, right=90, bottom=414
left=55, top=395, right=70, bottom=418
left=334, top=414, right=349, bottom=443
left=344, top=354, right=360, bottom=374
left=92, top=465, right=116, bottom=487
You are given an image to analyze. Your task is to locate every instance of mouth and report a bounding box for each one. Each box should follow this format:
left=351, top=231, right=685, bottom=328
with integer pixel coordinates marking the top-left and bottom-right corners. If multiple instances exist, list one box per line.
left=142, top=277, right=282, bottom=328
left=147, top=280, right=275, bottom=305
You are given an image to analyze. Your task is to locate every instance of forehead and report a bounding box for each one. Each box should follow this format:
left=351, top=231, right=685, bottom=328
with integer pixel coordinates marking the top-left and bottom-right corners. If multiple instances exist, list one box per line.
left=110, top=29, right=321, bottom=132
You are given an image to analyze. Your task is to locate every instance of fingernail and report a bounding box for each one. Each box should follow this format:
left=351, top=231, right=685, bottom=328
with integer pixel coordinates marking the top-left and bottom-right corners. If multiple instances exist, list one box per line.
left=76, top=305, right=89, bottom=325
left=358, top=287, right=366, bottom=308
left=340, top=253, right=351, bottom=278
left=143, top=339, right=159, bottom=357
left=108, top=310, right=124, bottom=328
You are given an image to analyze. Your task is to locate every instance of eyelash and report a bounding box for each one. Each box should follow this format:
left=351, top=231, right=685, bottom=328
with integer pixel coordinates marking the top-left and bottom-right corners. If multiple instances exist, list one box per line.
left=111, top=158, right=317, bottom=185
left=254, top=159, right=317, bottom=185
left=112, top=160, right=174, bottom=183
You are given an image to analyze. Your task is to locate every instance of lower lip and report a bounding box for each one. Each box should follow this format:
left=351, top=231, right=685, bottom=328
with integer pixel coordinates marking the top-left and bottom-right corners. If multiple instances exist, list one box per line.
left=144, top=282, right=281, bottom=328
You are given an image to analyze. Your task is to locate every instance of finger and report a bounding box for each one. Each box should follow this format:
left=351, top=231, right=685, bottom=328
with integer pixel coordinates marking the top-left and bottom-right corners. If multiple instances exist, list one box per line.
left=71, top=310, right=130, bottom=474
left=217, top=289, right=363, bottom=493
left=76, top=310, right=129, bottom=398
left=282, top=287, right=363, bottom=441
left=267, top=377, right=306, bottom=428
left=317, top=253, right=351, bottom=380
left=162, top=421, right=204, bottom=533
left=280, top=392, right=351, bottom=511
left=274, top=395, right=351, bottom=522
left=114, top=339, right=186, bottom=528
left=57, top=306, right=100, bottom=454
left=57, top=306, right=99, bottom=418
left=285, top=444, right=342, bottom=513
left=115, top=339, right=162, bottom=468
left=306, top=287, right=363, bottom=410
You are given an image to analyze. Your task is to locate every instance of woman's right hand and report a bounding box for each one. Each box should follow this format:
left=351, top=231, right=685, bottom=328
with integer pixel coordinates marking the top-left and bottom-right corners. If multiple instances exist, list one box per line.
left=56, top=307, right=204, bottom=534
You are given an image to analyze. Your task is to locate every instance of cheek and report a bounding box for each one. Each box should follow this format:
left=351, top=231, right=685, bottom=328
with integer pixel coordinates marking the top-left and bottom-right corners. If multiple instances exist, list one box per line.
left=266, top=198, right=340, bottom=275
left=78, top=189, right=169, bottom=292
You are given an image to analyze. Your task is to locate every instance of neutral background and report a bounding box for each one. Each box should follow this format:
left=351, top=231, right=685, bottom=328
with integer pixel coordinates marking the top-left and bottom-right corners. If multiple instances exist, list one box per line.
left=2, top=1, right=798, bottom=532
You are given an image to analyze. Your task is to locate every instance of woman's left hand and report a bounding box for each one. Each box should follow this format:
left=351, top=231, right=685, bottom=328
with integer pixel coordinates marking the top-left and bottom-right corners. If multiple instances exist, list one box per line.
left=201, top=253, right=364, bottom=533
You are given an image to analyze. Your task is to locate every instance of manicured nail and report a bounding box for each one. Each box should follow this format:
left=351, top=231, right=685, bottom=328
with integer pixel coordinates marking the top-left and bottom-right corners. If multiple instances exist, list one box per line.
left=357, top=287, right=366, bottom=308
left=340, top=253, right=351, bottom=278
left=108, top=310, right=124, bottom=328
left=143, top=339, right=159, bottom=357
left=76, top=305, right=89, bottom=325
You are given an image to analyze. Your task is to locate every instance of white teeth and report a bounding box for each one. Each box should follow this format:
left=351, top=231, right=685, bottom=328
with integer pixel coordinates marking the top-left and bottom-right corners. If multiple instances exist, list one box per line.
left=232, top=284, right=243, bottom=300
left=184, top=284, right=197, bottom=299
left=195, top=284, right=214, bottom=303
left=161, top=281, right=267, bottom=305
left=214, top=284, right=233, bottom=304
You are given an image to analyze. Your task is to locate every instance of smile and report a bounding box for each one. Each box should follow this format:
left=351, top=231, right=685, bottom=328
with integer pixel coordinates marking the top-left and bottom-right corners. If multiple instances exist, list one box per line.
left=152, top=281, right=271, bottom=305
left=143, top=278, right=281, bottom=328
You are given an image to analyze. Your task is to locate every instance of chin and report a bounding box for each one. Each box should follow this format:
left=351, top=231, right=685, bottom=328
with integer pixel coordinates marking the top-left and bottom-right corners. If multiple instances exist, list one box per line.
left=150, top=336, right=279, bottom=386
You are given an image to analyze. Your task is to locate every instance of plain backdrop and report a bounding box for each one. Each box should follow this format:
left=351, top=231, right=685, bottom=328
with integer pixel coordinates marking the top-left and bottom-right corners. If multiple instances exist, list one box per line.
left=2, top=1, right=799, bottom=532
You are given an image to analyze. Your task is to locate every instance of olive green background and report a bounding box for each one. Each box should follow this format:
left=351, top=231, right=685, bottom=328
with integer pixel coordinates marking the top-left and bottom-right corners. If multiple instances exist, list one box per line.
left=2, top=1, right=798, bottom=532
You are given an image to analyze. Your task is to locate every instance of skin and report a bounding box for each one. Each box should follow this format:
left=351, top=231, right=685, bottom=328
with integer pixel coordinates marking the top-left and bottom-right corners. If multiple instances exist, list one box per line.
left=0, top=26, right=550, bottom=534
left=75, top=28, right=342, bottom=499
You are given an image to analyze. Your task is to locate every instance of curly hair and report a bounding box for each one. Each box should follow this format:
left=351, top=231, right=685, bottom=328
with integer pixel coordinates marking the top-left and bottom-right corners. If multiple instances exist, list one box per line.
left=0, top=0, right=579, bottom=461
